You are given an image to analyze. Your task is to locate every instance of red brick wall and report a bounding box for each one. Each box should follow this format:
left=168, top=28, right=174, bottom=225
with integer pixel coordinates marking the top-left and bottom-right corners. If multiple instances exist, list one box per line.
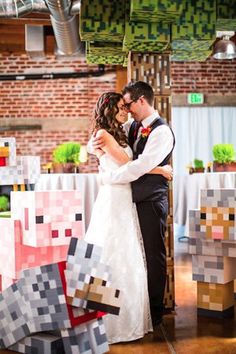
left=0, top=54, right=236, bottom=173
left=171, top=58, right=236, bottom=94
left=0, top=54, right=116, bottom=172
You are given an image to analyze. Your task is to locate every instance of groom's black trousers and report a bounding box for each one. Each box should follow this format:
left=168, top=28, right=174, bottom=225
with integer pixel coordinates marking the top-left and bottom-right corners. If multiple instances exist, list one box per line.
left=136, top=199, right=167, bottom=320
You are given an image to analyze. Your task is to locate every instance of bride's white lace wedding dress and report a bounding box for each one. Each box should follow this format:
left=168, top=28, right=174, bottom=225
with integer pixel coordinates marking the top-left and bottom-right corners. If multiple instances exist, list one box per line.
left=85, top=145, right=152, bottom=344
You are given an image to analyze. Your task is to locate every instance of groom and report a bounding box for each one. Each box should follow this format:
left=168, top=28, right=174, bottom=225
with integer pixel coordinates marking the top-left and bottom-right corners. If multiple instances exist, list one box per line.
left=93, top=81, right=175, bottom=327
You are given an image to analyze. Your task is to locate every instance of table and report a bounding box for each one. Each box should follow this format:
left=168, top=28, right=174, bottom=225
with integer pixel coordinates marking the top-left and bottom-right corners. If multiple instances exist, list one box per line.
left=173, top=172, right=236, bottom=235
left=35, top=173, right=99, bottom=232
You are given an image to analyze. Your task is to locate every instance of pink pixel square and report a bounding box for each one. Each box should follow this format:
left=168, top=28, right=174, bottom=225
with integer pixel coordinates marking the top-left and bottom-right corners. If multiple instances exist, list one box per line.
left=11, top=190, right=83, bottom=247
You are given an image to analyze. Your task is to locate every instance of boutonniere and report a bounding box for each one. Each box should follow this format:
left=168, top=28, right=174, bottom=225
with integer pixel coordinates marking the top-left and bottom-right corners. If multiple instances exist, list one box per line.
left=140, top=127, right=152, bottom=138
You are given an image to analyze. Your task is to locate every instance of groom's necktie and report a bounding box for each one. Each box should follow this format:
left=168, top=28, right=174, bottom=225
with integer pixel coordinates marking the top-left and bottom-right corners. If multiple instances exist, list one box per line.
left=133, top=121, right=142, bottom=141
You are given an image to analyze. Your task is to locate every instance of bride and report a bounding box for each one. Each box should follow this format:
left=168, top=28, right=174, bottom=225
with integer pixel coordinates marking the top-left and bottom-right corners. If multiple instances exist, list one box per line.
left=85, top=92, right=172, bottom=344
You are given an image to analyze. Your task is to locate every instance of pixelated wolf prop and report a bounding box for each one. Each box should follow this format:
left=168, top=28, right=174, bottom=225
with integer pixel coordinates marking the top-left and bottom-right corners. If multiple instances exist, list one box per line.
left=0, top=238, right=121, bottom=354
left=189, top=189, right=236, bottom=319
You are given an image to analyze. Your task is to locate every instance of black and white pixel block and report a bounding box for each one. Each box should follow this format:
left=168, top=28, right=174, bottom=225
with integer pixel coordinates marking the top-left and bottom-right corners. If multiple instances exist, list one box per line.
left=61, top=318, right=109, bottom=354
left=8, top=333, right=65, bottom=354
left=65, top=238, right=120, bottom=315
left=0, top=263, right=70, bottom=349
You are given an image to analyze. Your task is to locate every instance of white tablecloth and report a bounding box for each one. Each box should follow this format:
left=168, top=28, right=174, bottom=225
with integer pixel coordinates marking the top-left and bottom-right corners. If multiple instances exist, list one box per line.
left=174, top=172, right=236, bottom=234
left=35, top=173, right=99, bottom=232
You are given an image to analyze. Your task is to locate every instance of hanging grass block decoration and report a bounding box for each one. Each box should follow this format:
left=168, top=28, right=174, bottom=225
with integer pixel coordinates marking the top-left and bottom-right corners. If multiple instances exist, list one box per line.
left=130, top=0, right=184, bottom=23
left=86, top=41, right=127, bottom=56
left=172, top=0, right=216, bottom=42
left=216, top=0, right=236, bottom=31
left=80, top=0, right=125, bottom=42
left=171, top=39, right=215, bottom=52
left=171, top=50, right=212, bottom=61
left=123, top=20, right=170, bottom=52
left=86, top=41, right=127, bottom=64
left=123, top=1, right=170, bottom=53
left=86, top=54, right=126, bottom=65
left=171, top=0, right=216, bottom=60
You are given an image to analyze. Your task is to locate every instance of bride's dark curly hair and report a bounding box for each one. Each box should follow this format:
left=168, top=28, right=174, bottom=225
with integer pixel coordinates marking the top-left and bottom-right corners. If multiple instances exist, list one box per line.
left=93, top=92, right=128, bottom=147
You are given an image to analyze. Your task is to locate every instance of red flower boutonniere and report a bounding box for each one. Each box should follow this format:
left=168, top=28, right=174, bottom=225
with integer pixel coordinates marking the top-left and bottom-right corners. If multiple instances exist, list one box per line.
left=140, top=127, right=152, bottom=138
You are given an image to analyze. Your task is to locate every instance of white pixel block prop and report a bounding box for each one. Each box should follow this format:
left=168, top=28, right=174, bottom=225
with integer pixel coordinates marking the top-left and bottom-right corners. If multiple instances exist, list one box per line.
left=0, top=238, right=121, bottom=354
left=189, top=189, right=236, bottom=318
left=0, top=137, right=16, bottom=167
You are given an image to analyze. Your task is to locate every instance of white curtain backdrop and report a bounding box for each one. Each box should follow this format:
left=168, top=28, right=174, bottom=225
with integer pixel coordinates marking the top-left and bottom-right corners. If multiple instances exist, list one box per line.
left=172, top=107, right=236, bottom=175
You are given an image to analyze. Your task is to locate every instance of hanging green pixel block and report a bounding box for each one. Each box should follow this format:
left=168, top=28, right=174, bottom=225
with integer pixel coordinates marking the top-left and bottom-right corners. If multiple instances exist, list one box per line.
left=87, top=41, right=126, bottom=56
left=172, top=0, right=216, bottom=40
left=80, top=0, right=125, bottom=42
left=86, top=53, right=126, bottom=65
left=86, top=41, right=127, bottom=65
left=123, top=20, right=170, bottom=52
left=123, top=40, right=168, bottom=53
left=216, top=19, right=236, bottom=31
left=217, top=0, right=236, bottom=19
left=130, top=0, right=184, bottom=23
left=171, top=39, right=215, bottom=51
left=216, top=0, right=236, bottom=30
left=171, top=50, right=212, bottom=61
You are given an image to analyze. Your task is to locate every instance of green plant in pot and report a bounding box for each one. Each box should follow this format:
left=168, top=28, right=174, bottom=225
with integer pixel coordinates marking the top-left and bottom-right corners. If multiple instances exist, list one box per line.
left=193, top=159, right=205, bottom=173
left=212, top=144, right=236, bottom=172
left=0, top=195, right=10, bottom=217
left=52, top=142, right=81, bottom=173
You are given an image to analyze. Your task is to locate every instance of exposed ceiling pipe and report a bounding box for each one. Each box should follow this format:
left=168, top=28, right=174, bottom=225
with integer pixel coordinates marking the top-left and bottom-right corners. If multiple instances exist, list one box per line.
left=46, top=0, right=81, bottom=55
left=0, top=0, right=48, bottom=17
left=0, top=0, right=82, bottom=56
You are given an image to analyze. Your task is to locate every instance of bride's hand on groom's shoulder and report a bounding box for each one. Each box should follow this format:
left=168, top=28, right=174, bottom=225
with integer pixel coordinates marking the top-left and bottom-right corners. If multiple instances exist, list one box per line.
left=161, top=165, right=173, bottom=180
left=92, top=129, right=106, bottom=149
left=94, top=148, right=105, bottom=159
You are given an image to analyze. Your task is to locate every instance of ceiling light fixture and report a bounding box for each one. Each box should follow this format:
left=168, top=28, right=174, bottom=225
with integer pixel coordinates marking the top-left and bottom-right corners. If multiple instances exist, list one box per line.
left=212, top=31, right=236, bottom=60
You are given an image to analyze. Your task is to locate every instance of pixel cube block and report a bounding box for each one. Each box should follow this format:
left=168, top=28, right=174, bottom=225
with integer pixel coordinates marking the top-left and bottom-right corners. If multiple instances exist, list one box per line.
left=0, top=156, right=40, bottom=186
left=0, top=238, right=121, bottom=354
left=0, top=137, right=16, bottom=167
left=189, top=189, right=236, bottom=318
left=61, top=318, right=109, bottom=354
left=197, top=281, right=234, bottom=318
left=9, top=333, right=64, bottom=354
left=65, top=237, right=120, bottom=315
left=0, top=190, right=83, bottom=290
left=11, top=190, right=83, bottom=247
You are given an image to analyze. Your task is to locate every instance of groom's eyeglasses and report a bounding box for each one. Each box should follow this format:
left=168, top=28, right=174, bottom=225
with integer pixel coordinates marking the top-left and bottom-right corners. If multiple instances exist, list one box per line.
left=123, top=96, right=143, bottom=110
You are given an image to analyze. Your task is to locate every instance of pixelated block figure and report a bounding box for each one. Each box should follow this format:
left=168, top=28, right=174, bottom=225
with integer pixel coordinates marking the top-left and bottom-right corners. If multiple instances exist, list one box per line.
left=0, top=138, right=40, bottom=211
left=0, top=190, right=83, bottom=290
left=11, top=190, right=83, bottom=247
left=0, top=156, right=40, bottom=186
left=0, top=238, right=121, bottom=354
left=189, top=189, right=236, bottom=318
left=65, top=237, right=120, bottom=315
left=0, top=137, right=16, bottom=167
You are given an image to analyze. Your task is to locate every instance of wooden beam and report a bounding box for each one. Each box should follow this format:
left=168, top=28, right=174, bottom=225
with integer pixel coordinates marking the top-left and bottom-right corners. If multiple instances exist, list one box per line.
left=0, top=16, right=51, bottom=26
left=116, top=66, right=127, bottom=93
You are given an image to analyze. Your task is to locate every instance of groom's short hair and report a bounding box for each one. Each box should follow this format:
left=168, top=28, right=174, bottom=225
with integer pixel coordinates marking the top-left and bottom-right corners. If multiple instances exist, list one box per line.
left=122, top=81, right=154, bottom=106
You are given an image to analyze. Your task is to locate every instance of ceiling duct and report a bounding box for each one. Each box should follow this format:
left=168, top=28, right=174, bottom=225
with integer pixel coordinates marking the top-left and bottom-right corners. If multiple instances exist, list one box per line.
left=0, top=0, right=82, bottom=56
left=0, top=0, right=48, bottom=17
left=45, top=0, right=81, bottom=55
left=25, top=25, right=45, bottom=59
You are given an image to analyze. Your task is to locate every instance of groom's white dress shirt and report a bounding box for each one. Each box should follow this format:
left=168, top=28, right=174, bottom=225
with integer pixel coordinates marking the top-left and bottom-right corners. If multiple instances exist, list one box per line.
left=100, top=111, right=174, bottom=185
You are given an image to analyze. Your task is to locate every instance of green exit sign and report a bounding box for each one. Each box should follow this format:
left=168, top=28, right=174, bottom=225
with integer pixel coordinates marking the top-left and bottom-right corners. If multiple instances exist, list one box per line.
left=187, top=93, right=204, bottom=104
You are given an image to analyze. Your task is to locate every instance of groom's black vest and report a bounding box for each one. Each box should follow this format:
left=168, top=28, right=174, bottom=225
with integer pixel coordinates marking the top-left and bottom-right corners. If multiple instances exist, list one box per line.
left=128, top=117, right=175, bottom=203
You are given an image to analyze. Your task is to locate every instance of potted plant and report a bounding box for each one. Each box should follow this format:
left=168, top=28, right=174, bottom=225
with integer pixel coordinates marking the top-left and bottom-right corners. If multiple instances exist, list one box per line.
left=187, top=159, right=205, bottom=174
left=193, top=159, right=205, bottom=173
left=0, top=195, right=10, bottom=217
left=212, top=144, right=236, bottom=172
left=52, top=142, right=81, bottom=173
